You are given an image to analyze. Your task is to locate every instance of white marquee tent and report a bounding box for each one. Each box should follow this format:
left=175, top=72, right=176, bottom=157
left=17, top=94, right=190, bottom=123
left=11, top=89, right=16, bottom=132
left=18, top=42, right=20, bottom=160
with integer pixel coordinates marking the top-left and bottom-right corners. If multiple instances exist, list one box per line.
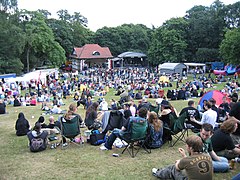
left=159, top=63, right=187, bottom=75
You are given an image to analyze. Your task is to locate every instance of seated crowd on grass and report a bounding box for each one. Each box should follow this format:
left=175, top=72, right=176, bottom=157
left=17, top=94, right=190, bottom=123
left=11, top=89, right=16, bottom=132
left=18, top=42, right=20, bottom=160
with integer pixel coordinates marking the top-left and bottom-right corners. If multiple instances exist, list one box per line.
left=1, top=67, right=240, bottom=179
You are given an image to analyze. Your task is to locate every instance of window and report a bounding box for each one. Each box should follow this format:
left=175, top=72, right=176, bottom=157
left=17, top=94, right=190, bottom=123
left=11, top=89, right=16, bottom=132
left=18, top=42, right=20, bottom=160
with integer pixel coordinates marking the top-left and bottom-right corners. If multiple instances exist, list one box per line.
left=92, top=51, right=100, bottom=56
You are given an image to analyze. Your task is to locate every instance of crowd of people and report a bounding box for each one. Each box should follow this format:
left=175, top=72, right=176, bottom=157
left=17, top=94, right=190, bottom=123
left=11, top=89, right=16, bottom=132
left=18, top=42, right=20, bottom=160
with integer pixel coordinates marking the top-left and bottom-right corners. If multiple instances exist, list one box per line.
left=1, top=67, right=240, bottom=179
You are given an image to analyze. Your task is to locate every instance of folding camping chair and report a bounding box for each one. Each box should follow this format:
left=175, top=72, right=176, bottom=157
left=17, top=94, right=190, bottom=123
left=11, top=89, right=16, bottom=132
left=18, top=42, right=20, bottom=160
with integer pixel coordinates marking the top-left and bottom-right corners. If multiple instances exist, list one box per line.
left=163, top=112, right=189, bottom=147
left=60, top=115, right=83, bottom=149
left=149, top=104, right=160, bottom=116
left=121, top=119, right=151, bottom=158
left=102, top=110, right=125, bottom=134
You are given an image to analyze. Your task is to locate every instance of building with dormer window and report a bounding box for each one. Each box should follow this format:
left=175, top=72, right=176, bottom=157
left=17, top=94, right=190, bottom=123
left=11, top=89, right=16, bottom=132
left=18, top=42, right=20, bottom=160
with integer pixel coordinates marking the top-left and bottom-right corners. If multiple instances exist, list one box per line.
left=69, top=44, right=113, bottom=71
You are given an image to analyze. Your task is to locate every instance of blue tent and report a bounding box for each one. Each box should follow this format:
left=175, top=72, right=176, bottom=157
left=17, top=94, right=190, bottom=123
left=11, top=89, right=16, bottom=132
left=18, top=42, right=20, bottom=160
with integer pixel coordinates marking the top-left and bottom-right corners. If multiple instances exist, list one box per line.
left=0, top=73, right=16, bottom=79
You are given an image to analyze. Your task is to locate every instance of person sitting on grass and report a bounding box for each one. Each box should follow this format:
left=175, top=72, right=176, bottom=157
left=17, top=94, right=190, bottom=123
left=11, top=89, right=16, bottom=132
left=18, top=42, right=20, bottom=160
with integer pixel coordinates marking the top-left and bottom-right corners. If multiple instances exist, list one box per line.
left=45, top=116, right=61, bottom=129
left=36, top=116, right=48, bottom=128
left=100, top=107, right=148, bottom=150
left=13, top=96, right=21, bottom=107
left=15, top=112, right=30, bottom=136
left=198, top=123, right=229, bottom=173
left=211, top=117, right=240, bottom=160
left=152, top=135, right=213, bottom=180
left=27, top=122, right=48, bottom=152
left=0, top=99, right=6, bottom=114
left=51, top=104, right=62, bottom=114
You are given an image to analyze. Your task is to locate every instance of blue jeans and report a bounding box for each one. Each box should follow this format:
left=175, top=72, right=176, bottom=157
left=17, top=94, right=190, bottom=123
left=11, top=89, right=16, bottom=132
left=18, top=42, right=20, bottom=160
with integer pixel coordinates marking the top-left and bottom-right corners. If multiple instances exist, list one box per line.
left=213, top=156, right=229, bottom=173
left=232, top=173, right=240, bottom=180
left=104, top=129, right=122, bottom=150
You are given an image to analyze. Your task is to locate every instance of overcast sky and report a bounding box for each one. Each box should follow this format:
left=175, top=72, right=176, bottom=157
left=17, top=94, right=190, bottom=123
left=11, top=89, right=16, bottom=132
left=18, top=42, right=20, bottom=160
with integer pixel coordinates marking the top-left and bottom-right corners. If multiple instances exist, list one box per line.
left=18, top=0, right=239, bottom=31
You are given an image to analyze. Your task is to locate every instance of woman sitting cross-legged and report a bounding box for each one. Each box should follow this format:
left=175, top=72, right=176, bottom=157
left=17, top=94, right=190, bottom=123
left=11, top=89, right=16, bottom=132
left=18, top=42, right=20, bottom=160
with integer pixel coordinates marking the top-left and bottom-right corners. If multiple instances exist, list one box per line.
left=143, top=111, right=163, bottom=149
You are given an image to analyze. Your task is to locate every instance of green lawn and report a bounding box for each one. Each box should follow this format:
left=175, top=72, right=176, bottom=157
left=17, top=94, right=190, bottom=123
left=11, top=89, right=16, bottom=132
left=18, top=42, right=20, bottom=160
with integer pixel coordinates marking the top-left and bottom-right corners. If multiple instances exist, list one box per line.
left=0, top=77, right=239, bottom=179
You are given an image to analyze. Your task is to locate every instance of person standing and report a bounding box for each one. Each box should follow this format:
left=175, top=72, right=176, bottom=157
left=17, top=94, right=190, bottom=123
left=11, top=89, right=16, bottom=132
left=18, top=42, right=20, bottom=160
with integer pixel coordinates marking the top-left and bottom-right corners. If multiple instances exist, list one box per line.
left=152, top=135, right=213, bottom=180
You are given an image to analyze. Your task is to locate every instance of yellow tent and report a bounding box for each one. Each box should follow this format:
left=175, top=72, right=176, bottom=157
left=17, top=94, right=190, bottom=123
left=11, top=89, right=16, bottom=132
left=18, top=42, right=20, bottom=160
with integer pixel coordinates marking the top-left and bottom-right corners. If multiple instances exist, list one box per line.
left=159, top=76, right=169, bottom=83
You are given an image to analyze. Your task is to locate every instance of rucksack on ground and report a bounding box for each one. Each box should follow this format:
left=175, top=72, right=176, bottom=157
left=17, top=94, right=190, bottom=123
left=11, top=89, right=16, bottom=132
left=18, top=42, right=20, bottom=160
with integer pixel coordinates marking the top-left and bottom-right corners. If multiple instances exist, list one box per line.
left=30, top=138, right=44, bottom=152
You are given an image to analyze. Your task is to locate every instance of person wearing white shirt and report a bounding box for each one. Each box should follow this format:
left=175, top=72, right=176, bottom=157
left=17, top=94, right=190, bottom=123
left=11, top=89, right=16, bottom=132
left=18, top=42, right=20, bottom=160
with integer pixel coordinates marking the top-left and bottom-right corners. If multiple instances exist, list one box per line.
left=51, top=105, right=62, bottom=114
left=129, top=100, right=137, bottom=117
left=190, top=101, right=217, bottom=129
left=99, top=99, right=108, bottom=111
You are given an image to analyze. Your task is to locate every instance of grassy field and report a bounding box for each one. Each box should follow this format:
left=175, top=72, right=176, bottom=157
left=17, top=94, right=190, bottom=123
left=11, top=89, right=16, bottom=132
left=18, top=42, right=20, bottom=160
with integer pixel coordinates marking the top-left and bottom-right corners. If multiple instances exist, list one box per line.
left=0, top=77, right=239, bottom=180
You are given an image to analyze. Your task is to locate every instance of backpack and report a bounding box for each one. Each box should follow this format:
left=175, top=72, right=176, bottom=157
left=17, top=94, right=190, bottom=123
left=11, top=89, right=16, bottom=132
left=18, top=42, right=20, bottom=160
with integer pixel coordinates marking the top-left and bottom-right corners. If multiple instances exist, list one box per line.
left=89, top=130, right=106, bottom=146
left=31, top=138, right=44, bottom=152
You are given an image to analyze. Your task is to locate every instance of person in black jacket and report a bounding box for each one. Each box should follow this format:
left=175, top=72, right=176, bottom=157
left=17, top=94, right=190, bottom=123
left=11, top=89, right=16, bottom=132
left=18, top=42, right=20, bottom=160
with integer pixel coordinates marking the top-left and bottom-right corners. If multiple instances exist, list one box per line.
left=27, top=122, right=48, bottom=152
left=15, top=112, right=30, bottom=136
left=85, top=102, right=99, bottom=129
left=0, top=99, right=6, bottom=114
left=13, top=96, right=21, bottom=107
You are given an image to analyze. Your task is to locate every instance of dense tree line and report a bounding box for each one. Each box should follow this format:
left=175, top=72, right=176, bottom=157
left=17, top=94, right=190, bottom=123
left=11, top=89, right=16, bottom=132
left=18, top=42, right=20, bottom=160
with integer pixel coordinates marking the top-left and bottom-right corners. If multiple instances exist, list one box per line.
left=0, top=0, right=240, bottom=74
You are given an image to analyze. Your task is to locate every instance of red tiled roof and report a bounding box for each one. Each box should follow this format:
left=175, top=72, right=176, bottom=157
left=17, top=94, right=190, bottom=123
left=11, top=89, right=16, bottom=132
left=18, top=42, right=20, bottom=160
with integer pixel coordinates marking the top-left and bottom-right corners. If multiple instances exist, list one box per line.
left=71, top=44, right=113, bottom=59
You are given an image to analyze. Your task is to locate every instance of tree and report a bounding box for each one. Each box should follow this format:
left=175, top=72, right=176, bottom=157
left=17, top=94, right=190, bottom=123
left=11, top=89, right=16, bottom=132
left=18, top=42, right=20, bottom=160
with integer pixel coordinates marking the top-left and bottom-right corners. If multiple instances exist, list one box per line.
left=37, top=9, right=51, bottom=19
left=0, top=11, right=25, bottom=74
left=0, top=0, right=18, bottom=12
left=195, top=48, right=220, bottom=63
left=71, top=21, right=94, bottom=47
left=220, top=27, right=240, bottom=65
left=47, top=18, right=74, bottom=57
left=185, top=1, right=226, bottom=62
left=72, top=12, right=88, bottom=27
left=94, top=27, right=123, bottom=56
left=57, top=9, right=71, bottom=22
left=148, top=18, right=188, bottom=65
left=94, top=24, right=152, bottom=56
left=19, top=10, right=65, bottom=71
left=224, top=1, right=240, bottom=28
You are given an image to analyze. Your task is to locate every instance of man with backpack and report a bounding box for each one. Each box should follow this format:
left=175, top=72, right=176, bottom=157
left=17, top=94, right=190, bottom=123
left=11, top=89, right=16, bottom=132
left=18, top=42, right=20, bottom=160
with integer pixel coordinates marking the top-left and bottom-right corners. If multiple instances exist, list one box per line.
left=27, top=122, right=48, bottom=152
